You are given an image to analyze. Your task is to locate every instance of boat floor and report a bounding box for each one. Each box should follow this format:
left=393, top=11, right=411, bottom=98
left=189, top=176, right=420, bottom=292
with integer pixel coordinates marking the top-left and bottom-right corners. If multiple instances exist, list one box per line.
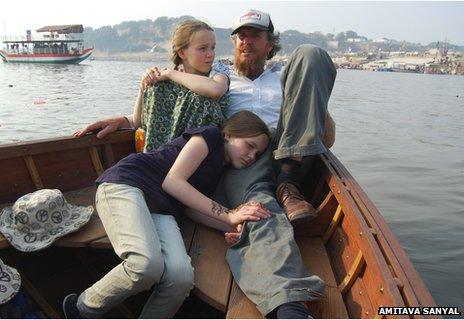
left=0, top=187, right=348, bottom=319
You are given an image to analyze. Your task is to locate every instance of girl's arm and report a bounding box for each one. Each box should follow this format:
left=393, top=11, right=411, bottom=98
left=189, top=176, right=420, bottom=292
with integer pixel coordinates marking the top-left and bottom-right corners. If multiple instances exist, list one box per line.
left=184, top=208, right=234, bottom=232
left=162, top=135, right=270, bottom=226
left=162, top=69, right=228, bottom=100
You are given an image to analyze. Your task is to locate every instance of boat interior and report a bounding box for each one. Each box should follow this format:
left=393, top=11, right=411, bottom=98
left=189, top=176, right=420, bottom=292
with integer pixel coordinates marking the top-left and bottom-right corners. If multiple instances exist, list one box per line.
left=0, top=130, right=436, bottom=318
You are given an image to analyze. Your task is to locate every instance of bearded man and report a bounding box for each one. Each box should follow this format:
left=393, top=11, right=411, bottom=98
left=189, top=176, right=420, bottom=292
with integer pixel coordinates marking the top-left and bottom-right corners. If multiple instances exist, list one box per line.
left=212, top=9, right=336, bottom=318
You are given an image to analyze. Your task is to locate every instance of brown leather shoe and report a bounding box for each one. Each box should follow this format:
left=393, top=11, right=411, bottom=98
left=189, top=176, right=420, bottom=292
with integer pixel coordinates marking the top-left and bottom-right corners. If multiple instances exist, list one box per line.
left=276, top=182, right=317, bottom=225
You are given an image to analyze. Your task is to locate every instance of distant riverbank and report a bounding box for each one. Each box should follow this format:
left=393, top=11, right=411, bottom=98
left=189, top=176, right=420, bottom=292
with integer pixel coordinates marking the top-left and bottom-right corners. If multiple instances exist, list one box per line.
left=91, top=50, right=170, bottom=62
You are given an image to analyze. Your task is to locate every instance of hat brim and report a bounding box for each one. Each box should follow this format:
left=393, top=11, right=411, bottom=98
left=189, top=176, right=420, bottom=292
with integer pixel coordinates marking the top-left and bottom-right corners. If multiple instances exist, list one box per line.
left=0, top=204, right=94, bottom=252
left=0, top=259, right=21, bottom=305
left=231, top=23, right=269, bottom=35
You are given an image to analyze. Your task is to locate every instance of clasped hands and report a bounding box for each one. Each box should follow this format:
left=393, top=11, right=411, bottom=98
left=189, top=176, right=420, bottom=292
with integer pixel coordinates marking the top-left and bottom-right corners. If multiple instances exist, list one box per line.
left=225, top=201, right=270, bottom=245
left=140, top=67, right=171, bottom=91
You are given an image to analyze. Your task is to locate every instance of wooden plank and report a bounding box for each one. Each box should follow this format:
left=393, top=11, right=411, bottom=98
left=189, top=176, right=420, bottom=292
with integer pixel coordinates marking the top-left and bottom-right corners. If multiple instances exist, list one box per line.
left=297, top=237, right=349, bottom=319
left=102, top=144, right=116, bottom=168
left=323, top=152, right=436, bottom=308
left=294, top=190, right=338, bottom=238
left=0, top=130, right=134, bottom=160
left=326, top=225, right=357, bottom=284
left=0, top=158, right=36, bottom=204
left=344, top=274, right=376, bottom=318
left=64, top=186, right=96, bottom=206
left=226, top=237, right=349, bottom=319
left=33, top=148, right=98, bottom=193
left=23, top=155, right=44, bottom=189
left=88, top=147, right=104, bottom=176
left=322, top=165, right=404, bottom=307
left=0, top=234, right=10, bottom=249
left=226, top=281, right=263, bottom=319
left=189, top=224, right=232, bottom=313
left=338, top=251, right=366, bottom=295
left=322, top=204, right=343, bottom=244
left=54, top=214, right=106, bottom=247
left=52, top=186, right=104, bottom=247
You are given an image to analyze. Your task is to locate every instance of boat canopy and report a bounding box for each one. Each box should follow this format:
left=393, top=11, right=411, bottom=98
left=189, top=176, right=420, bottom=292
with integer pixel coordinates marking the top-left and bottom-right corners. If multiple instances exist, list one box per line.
left=36, top=25, right=84, bottom=34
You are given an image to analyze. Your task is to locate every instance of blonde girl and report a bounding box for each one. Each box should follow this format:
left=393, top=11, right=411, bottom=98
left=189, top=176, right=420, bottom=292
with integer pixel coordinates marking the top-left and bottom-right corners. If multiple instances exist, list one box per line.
left=133, top=19, right=229, bottom=151
left=74, top=20, right=229, bottom=152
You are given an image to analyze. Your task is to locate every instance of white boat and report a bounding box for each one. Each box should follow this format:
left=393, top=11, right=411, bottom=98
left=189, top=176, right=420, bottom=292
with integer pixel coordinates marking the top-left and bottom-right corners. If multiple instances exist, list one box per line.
left=0, top=24, right=93, bottom=64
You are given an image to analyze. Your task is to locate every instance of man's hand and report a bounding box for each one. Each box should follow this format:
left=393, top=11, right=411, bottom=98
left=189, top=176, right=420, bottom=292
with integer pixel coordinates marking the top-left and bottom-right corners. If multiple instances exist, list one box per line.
left=73, top=116, right=127, bottom=139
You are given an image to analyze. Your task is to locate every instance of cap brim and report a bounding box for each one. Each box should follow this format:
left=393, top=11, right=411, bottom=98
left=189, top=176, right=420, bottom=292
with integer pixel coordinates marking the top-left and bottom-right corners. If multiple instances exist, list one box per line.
left=231, top=23, right=269, bottom=35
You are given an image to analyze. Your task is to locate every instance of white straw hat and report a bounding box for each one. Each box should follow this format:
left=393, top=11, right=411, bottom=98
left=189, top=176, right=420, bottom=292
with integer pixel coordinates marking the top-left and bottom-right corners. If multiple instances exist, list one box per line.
left=0, top=259, right=21, bottom=305
left=0, top=189, right=93, bottom=252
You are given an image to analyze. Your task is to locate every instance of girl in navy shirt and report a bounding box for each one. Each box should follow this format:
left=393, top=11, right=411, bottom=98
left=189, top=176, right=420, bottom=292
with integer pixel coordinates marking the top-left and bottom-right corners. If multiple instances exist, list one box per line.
left=63, top=111, right=270, bottom=319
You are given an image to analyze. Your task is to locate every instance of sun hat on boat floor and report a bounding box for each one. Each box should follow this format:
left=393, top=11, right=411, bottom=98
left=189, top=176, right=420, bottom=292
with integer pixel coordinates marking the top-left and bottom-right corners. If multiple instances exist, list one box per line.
left=0, top=189, right=93, bottom=252
left=0, top=258, right=21, bottom=305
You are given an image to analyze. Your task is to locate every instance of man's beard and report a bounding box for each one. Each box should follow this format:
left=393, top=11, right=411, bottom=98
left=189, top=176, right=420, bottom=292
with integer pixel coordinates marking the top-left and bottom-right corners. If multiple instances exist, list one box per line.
left=234, top=47, right=267, bottom=80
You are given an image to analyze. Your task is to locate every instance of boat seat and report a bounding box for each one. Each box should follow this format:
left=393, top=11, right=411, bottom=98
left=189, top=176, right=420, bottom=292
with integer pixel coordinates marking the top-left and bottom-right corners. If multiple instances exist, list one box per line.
left=225, top=238, right=348, bottom=319
left=1, top=186, right=348, bottom=318
left=53, top=186, right=234, bottom=314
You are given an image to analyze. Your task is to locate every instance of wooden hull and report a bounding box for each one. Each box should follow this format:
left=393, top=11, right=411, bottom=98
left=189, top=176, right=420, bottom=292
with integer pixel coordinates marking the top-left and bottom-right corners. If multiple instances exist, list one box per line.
left=0, top=131, right=436, bottom=318
left=0, top=48, right=93, bottom=64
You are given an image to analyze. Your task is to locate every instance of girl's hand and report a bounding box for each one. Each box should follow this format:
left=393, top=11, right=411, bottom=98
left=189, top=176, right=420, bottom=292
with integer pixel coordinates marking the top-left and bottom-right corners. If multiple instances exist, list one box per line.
left=140, top=67, right=170, bottom=91
left=227, top=201, right=271, bottom=225
left=225, top=223, right=243, bottom=245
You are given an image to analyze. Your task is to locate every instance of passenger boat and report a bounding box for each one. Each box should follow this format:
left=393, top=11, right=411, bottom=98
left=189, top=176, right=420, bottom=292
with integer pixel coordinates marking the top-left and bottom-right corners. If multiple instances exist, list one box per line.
left=0, top=130, right=436, bottom=318
left=0, top=25, right=93, bottom=64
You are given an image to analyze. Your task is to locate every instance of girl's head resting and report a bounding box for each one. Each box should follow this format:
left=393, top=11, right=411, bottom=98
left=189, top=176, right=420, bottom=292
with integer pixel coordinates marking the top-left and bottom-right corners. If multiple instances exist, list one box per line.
left=221, top=111, right=270, bottom=169
left=171, top=20, right=215, bottom=75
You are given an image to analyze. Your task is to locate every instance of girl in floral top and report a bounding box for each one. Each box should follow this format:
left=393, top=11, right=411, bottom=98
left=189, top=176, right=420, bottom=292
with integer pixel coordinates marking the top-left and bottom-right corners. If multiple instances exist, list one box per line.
left=133, top=19, right=230, bottom=151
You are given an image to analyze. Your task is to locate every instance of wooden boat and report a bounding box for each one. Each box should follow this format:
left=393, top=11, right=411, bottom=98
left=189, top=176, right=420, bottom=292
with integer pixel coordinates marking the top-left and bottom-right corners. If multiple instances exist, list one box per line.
left=0, top=25, right=93, bottom=64
left=0, top=130, right=436, bottom=318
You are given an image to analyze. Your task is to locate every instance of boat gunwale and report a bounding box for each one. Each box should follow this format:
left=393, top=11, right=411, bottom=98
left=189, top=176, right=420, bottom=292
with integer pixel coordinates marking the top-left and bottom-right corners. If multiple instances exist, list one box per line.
left=321, top=151, right=437, bottom=311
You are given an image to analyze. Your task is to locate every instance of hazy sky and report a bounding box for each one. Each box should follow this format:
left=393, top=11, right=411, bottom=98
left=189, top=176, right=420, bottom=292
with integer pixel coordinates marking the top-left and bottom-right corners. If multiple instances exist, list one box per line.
left=1, top=1, right=463, bottom=45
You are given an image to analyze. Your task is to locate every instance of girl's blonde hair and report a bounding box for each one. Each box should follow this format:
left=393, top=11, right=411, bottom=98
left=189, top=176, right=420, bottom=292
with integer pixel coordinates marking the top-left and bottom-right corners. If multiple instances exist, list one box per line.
left=171, top=20, right=214, bottom=70
left=221, top=111, right=270, bottom=139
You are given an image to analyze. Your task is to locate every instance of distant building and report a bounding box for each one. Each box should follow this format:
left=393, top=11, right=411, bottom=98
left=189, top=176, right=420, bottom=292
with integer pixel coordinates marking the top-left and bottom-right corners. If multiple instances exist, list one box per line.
left=373, top=38, right=388, bottom=43
left=346, top=38, right=363, bottom=43
left=327, top=40, right=339, bottom=49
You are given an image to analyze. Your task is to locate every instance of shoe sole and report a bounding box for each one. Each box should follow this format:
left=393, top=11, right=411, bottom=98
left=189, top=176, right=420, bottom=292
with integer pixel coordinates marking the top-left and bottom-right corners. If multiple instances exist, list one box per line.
left=289, top=211, right=318, bottom=226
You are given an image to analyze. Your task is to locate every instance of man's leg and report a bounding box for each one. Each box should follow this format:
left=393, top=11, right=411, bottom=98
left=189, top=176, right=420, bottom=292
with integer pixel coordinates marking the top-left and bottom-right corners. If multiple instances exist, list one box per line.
left=219, top=147, right=325, bottom=316
left=274, top=44, right=337, bottom=224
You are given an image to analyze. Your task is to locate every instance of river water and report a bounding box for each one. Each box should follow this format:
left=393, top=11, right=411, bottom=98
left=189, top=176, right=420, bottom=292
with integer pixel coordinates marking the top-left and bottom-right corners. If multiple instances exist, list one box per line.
left=1, top=61, right=463, bottom=311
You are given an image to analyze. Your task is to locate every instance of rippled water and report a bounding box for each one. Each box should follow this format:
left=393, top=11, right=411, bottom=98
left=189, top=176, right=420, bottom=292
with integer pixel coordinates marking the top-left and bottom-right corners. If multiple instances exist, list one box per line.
left=1, top=61, right=463, bottom=310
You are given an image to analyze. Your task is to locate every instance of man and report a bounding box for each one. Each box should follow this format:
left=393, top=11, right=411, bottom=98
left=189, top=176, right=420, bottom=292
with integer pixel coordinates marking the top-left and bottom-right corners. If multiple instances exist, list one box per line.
left=75, top=9, right=336, bottom=318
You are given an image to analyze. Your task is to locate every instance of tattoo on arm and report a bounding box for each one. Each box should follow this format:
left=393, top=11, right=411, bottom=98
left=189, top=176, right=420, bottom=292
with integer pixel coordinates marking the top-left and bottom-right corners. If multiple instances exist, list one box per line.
left=211, top=200, right=230, bottom=216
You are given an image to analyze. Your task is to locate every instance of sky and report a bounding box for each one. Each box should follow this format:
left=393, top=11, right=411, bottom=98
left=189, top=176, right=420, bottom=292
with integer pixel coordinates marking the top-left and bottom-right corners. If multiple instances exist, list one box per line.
left=1, top=1, right=463, bottom=46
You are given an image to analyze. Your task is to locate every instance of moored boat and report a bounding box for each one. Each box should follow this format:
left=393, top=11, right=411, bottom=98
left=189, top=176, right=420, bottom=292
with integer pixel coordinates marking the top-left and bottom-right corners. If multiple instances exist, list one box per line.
left=0, top=24, right=93, bottom=64
left=0, top=131, right=437, bottom=318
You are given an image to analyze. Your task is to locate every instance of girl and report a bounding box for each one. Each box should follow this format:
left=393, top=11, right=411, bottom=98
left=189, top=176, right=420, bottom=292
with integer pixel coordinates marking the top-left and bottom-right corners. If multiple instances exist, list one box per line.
left=133, top=19, right=230, bottom=151
left=74, top=19, right=229, bottom=153
left=63, top=111, right=270, bottom=319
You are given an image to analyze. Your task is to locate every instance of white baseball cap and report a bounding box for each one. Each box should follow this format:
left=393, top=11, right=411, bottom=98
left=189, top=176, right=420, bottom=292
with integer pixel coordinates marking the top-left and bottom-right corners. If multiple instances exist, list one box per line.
left=231, top=9, right=274, bottom=35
